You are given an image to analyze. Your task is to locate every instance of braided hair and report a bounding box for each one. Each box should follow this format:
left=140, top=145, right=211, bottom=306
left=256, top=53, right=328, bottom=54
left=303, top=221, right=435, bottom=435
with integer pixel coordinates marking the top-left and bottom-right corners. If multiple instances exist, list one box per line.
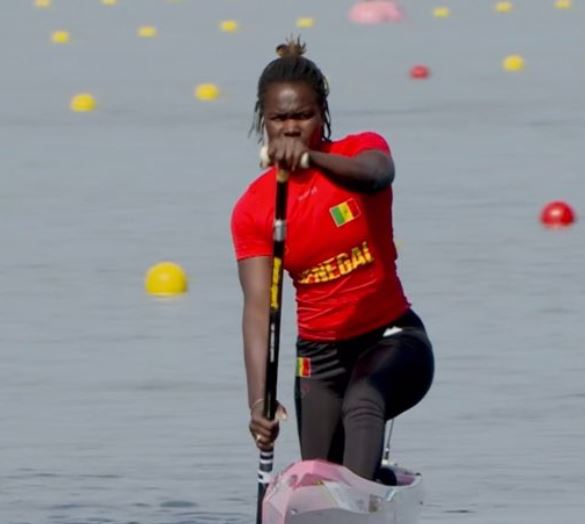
left=251, top=37, right=332, bottom=141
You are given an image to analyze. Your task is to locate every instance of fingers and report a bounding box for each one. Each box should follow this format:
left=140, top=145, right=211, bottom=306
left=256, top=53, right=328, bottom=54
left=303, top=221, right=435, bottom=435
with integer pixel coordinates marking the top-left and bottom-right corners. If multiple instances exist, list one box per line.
left=250, top=416, right=280, bottom=451
left=264, top=138, right=308, bottom=172
left=249, top=401, right=287, bottom=451
left=269, top=142, right=288, bottom=169
left=254, top=432, right=277, bottom=451
left=284, top=139, right=300, bottom=171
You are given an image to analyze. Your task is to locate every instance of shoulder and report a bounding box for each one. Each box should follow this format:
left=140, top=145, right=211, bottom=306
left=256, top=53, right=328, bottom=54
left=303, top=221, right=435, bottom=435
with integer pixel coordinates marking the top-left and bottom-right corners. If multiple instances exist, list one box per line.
left=232, top=169, right=275, bottom=216
left=230, top=170, right=274, bottom=260
left=327, top=131, right=391, bottom=156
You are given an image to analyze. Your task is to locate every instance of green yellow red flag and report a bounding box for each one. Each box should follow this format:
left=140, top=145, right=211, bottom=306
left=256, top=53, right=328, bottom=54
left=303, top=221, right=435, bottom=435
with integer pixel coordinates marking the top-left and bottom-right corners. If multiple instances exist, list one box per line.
left=296, top=357, right=311, bottom=377
left=329, top=198, right=360, bottom=227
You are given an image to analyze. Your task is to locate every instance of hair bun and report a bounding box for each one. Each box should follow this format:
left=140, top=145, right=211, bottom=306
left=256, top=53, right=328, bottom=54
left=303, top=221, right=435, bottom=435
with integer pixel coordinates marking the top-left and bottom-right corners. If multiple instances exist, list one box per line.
left=276, top=36, right=307, bottom=58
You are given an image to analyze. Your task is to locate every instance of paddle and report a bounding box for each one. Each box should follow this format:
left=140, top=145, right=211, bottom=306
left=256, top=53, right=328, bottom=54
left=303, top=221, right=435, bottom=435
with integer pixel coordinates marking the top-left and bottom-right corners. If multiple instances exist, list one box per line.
left=255, top=153, right=290, bottom=524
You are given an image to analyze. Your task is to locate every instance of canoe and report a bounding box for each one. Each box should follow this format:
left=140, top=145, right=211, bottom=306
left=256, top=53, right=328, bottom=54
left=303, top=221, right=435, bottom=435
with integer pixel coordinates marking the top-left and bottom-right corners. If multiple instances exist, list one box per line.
left=262, top=459, right=424, bottom=524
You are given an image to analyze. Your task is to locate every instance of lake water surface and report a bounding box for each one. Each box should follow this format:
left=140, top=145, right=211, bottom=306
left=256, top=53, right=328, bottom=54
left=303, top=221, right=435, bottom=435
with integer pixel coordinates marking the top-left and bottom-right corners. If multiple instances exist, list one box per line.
left=1, top=1, right=584, bottom=523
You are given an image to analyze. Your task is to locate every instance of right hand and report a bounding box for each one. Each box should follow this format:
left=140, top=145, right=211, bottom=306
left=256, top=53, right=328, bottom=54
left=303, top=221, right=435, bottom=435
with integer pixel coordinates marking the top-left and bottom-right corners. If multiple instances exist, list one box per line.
left=249, top=400, right=288, bottom=451
left=260, top=138, right=310, bottom=172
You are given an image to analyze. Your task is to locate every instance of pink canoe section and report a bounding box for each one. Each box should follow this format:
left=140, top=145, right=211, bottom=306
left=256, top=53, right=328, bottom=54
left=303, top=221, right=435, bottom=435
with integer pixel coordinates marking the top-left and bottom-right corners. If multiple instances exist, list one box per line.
left=263, top=460, right=420, bottom=524
left=348, top=0, right=405, bottom=24
left=268, top=459, right=417, bottom=489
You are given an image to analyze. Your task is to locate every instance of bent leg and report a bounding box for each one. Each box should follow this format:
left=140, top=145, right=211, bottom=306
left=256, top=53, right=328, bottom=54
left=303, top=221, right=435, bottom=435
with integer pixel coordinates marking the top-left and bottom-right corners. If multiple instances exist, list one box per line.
left=342, top=330, right=434, bottom=479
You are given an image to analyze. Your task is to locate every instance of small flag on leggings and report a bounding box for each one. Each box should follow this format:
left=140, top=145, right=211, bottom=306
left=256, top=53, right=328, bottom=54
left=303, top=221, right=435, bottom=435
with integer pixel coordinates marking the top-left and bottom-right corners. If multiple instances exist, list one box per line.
left=296, top=357, right=312, bottom=377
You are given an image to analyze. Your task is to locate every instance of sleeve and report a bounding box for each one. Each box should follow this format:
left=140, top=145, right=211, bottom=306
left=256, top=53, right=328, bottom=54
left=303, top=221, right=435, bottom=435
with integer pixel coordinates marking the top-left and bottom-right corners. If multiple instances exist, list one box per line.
left=230, top=190, right=272, bottom=261
left=346, top=131, right=391, bottom=157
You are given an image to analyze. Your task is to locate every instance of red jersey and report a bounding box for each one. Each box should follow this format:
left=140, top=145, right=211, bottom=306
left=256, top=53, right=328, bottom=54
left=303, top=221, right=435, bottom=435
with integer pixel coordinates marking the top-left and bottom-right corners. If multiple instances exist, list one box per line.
left=231, top=132, right=410, bottom=341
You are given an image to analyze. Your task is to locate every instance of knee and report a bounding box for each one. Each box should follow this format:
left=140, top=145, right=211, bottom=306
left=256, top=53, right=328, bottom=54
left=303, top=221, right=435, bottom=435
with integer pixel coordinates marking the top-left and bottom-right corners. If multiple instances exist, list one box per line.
left=342, top=382, right=385, bottom=422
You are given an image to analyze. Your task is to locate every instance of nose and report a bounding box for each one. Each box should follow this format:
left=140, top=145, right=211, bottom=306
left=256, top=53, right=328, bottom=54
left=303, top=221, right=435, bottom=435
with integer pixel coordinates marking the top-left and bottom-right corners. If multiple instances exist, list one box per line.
left=283, top=119, right=301, bottom=137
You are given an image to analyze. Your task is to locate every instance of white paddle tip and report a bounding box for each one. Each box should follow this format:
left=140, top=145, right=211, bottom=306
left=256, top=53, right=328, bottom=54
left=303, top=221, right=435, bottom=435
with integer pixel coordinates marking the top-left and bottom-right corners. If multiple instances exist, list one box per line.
left=260, top=145, right=270, bottom=169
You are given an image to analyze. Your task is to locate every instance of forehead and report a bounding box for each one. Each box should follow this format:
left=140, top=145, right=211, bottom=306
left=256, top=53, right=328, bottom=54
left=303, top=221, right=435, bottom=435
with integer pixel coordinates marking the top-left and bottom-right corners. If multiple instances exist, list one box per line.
left=263, top=82, right=319, bottom=111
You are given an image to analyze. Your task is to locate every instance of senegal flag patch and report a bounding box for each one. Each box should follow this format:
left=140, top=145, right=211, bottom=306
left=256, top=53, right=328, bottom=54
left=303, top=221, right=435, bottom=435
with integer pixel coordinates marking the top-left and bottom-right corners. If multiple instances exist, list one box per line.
left=296, top=357, right=312, bottom=378
left=329, top=198, right=360, bottom=227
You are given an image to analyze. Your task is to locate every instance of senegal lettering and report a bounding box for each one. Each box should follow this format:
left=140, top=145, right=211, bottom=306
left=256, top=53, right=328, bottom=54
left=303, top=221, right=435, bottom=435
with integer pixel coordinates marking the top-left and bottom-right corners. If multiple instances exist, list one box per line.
left=297, top=241, right=374, bottom=285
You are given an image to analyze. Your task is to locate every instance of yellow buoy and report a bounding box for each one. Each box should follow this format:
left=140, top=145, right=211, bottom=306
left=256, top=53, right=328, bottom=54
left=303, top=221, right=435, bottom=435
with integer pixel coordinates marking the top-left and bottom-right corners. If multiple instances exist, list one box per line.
left=495, top=1, right=513, bottom=13
left=34, top=0, right=52, bottom=8
left=296, top=17, right=315, bottom=28
left=137, top=26, right=158, bottom=38
left=101, top=0, right=118, bottom=5
left=51, top=31, right=71, bottom=44
left=145, top=261, right=188, bottom=296
left=554, top=0, right=572, bottom=9
left=433, top=6, right=450, bottom=18
left=219, top=20, right=239, bottom=32
left=502, top=54, right=524, bottom=71
left=70, top=93, right=97, bottom=112
left=194, top=83, right=220, bottom=101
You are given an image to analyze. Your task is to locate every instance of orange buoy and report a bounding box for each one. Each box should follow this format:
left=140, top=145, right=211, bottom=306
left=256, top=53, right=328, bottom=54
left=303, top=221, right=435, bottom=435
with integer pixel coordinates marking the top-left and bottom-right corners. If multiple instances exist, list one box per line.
left=540, top=201, right=576, bottom=228
left=410, top=65, right=430, bottom=79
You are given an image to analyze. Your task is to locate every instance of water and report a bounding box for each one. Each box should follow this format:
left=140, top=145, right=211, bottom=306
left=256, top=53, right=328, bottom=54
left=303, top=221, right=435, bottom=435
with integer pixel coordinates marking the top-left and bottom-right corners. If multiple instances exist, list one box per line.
left=1, top=0, right=584, bottom=522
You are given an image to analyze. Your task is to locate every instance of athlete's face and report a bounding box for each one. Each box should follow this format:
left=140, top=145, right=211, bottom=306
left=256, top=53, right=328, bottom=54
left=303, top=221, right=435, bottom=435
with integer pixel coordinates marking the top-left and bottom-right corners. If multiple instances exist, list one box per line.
left=263, top=82, right=324, bottom=149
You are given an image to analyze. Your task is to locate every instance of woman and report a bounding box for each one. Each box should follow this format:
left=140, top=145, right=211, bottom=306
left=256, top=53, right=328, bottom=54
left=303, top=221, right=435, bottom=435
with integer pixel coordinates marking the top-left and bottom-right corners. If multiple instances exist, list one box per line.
left=230, top=38, right=434, bottom=481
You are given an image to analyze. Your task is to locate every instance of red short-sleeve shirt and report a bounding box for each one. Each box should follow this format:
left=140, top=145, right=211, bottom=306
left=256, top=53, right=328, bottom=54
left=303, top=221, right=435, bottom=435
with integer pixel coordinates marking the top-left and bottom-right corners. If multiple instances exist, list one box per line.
left=231, top=132, right=410, bottom=341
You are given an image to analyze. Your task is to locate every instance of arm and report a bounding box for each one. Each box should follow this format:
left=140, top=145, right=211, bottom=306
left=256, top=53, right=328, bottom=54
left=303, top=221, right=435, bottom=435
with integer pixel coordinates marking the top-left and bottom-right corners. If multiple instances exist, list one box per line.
left=237, top=255, right=285, bottom=450
left=266, top=136, right=394, bottom=193
left=309, top=149, right=395, bottom=193
left=237, top=256, right=272, bottom=409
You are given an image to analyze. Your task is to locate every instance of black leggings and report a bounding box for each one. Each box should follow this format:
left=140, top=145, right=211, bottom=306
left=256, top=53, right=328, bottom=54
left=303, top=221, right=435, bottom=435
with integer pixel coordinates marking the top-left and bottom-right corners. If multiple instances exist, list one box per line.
left=294, top=309, right=434, bottom=480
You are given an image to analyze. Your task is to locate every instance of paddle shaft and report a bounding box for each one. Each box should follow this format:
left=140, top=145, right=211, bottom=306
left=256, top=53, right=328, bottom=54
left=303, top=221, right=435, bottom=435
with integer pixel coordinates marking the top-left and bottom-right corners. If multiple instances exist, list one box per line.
left=256, top=167, right=289, bottom=524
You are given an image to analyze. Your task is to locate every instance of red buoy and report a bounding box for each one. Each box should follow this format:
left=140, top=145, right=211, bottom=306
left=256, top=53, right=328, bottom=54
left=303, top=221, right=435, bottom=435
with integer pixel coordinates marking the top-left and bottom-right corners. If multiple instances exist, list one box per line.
left=540, top=200, right=576, bottom=228
left=410, top=65, right=430, bottom=79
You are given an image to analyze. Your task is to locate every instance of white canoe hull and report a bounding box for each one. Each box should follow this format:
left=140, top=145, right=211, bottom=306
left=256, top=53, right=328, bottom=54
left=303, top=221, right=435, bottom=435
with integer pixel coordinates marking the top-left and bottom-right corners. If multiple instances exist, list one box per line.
left=263, top=460, right=424, bottom=524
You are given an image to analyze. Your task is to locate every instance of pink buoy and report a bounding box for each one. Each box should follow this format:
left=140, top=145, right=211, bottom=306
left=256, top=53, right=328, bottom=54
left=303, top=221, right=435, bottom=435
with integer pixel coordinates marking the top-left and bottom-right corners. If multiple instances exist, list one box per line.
left=348, top=0, right=404, bottom=24
left=410, top=65, right=430, bottom=79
